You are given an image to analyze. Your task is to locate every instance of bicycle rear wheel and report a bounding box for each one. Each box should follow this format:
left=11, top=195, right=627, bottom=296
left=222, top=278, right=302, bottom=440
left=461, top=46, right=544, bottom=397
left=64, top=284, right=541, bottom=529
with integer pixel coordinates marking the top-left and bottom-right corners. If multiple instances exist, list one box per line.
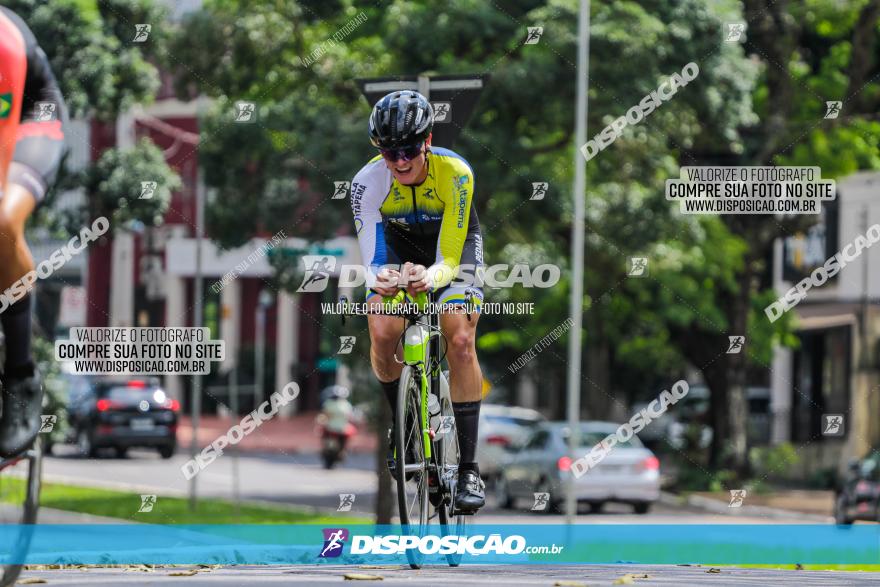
left=0, top=437, right=42, bottom=587
left=395, top=366, right=428, bottom=569
left=435, top=372, right=469, bottom=567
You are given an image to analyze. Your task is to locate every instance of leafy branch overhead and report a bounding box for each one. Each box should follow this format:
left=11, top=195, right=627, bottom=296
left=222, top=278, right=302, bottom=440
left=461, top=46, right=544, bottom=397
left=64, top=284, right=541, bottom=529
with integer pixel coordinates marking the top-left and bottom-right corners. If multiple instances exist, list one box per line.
left=9, top=0, right=179, bottom=234
left=6, top=0, right=167, bottom=120
left=70, top=138, right=182, bottom=233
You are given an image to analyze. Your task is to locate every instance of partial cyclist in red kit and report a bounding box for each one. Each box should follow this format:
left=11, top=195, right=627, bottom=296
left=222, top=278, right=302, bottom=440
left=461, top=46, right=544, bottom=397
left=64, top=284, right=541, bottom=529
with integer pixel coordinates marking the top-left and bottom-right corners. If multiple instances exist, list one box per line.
left=0, top=10, right=26, bottom=185
left=0, top=7, right=68, bottom=457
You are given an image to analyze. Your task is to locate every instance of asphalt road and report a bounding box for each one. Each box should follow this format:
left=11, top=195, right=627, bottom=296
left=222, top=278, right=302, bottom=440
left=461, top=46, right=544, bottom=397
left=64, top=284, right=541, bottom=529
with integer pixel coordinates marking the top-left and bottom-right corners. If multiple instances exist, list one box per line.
left=44, top=445, right=376, bottom=512
left=14, top=448, right=872, bottom=585
left=15, top=564, right=880, bottom=586
left=41, top=446, right=799, bottom=523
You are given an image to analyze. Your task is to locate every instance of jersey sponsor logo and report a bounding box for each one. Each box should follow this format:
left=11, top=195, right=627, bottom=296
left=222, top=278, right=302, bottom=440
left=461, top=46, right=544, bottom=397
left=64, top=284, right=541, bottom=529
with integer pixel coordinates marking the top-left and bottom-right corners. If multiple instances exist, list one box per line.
left=451, top=174, right=470, bottom=228
left=350, top=182, right=365, bottom=217
left=457, top=190, right=467, bottom=228
left=0, top=93, right=12, bottom=119
left=423, top=187, right=434, bottom=199
left=453, top=174, right=471, bottom=190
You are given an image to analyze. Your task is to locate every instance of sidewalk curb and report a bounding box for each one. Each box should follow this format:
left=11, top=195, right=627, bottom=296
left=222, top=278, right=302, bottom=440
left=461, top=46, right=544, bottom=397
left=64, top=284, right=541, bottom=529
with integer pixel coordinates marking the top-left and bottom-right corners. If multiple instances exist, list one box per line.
left=660, top=491, right=832, bottom=522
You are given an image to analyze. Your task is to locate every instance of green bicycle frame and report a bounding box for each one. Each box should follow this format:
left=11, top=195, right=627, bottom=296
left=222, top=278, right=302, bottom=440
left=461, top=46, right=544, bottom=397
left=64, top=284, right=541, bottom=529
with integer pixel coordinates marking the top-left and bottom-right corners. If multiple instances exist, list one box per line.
left=384, top=290, right=433, bottom=459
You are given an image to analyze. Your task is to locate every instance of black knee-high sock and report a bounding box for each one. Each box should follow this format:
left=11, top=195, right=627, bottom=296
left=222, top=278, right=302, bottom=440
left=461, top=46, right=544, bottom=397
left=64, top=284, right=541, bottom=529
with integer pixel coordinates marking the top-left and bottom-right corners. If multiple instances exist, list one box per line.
left=1, top=293, right=33, bottom=378
left=380, top=378, right=399, bottom=423
left=453, top=400, right=481, bottom=474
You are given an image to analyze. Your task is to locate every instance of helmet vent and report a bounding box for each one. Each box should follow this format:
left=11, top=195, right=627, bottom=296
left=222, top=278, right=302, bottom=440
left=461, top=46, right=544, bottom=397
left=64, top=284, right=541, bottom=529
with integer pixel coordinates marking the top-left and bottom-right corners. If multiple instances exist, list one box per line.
left=369, top=90, right=433, bottom=148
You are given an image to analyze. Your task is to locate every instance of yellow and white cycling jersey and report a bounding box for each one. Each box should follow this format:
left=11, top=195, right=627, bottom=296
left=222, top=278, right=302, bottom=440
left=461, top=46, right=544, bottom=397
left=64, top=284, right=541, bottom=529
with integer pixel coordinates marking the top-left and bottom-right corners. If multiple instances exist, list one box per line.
left=350, top=147, right=483, bottom=290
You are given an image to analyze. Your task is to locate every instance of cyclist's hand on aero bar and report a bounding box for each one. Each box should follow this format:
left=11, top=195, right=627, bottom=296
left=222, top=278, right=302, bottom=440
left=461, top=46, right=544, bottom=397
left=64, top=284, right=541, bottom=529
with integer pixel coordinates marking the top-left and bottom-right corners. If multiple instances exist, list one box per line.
left=373, top=267, right=401, bottom=297
left=402, top=262, right=431, bottom=296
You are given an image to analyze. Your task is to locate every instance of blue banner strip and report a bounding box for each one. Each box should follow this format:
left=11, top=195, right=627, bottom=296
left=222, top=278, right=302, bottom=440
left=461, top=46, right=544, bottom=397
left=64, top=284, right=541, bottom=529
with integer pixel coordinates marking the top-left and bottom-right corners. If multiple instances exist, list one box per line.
left=0, top=524, right=877, bottom=565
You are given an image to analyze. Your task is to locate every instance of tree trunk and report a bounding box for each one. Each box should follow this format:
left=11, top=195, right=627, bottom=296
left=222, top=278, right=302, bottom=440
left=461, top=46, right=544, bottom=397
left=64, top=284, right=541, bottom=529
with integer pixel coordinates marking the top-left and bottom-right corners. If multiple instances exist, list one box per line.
left=727, top=371, right=750, bottom=477
left=743, top=0, right=797, bottom=164
left=584, top=313, right=611, bottom=419
left=701, top=357, right=728, bottom=470
left=725, top=271, right=753, bottom=478
left=845, top=0, right=880, bottom=110
left=374, top=398, right=394, bottom=524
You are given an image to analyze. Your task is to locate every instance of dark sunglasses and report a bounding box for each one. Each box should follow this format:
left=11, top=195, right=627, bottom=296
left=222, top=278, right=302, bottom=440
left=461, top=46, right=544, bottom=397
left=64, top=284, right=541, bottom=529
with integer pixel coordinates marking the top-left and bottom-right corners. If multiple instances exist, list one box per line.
left=379, top=143, right=424, bottom=162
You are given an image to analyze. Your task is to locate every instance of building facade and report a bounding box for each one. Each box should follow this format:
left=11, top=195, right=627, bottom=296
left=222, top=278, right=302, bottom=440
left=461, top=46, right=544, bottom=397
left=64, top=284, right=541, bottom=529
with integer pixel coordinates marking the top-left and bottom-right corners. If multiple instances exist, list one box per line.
left=770, top=172, right=880, bottom=477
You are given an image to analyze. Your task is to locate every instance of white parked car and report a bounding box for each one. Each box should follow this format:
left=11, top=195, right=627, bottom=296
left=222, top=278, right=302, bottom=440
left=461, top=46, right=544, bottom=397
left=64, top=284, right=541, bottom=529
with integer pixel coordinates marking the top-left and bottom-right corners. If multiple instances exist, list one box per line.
left=495, top=421, right=661, bottom=514
left=476, top=404, right=545, bottom=481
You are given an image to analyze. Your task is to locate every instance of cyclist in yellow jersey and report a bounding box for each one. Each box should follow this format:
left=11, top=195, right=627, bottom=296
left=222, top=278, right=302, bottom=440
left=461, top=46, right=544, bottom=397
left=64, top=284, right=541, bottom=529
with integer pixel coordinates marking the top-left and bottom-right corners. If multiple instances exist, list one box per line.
left=350, top=90, right=485, bottom=512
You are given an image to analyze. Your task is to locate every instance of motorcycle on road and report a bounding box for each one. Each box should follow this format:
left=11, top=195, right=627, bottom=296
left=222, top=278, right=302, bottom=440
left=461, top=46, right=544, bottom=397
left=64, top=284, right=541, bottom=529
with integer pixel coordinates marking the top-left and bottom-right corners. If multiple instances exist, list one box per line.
left=318, top=422, right=356, bottom=469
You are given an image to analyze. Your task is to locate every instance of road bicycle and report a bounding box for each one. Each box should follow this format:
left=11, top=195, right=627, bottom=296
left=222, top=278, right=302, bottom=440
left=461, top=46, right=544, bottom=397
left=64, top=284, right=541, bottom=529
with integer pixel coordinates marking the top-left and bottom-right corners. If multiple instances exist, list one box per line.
left=341, top=289, right=473, bottom=568
left=0, top=430, right=42, bottom=587
left=0, top=331, right=44, bottom=586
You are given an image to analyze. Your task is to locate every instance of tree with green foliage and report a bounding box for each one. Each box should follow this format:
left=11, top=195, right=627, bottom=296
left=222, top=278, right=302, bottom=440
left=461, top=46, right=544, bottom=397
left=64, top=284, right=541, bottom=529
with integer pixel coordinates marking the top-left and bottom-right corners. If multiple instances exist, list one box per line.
left=681, top=0, right=880, bottom=476
left=167, top=0, right=880, bottom=492
left=168, top=0, right=751, bottom=456
left=6, top=0, right=180, bottom=233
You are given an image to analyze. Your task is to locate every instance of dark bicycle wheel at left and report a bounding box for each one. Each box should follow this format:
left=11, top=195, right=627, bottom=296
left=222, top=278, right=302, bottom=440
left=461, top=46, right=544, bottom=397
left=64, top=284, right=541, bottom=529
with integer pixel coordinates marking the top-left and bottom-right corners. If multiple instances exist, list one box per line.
left=0, top=436, right=42, bottom=587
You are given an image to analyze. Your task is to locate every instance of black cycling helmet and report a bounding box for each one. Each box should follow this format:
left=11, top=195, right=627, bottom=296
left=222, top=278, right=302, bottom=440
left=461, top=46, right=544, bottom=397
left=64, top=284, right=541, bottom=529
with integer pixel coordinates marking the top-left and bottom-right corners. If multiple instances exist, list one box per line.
left=368, top=90, right=434, bottom=149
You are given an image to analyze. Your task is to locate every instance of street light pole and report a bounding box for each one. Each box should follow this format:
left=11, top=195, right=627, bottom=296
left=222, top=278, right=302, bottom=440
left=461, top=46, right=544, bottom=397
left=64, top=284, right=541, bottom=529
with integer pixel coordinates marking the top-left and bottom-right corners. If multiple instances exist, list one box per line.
left=229, top=363, right=240, bottom=516
left=255, top=290, right=273, bottom=407
left=189, top=166, right=206, bottom=511
left=255, top=305, right=265, bottom=407
left=565, top=0, right=591, bottom=525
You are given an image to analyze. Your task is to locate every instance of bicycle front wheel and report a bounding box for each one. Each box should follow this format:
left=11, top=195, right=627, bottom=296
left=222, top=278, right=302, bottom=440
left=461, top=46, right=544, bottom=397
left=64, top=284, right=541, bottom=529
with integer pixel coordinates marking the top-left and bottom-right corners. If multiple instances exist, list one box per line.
left=435, top=371, right=469, bottom=566
left=0, top=437, right=42, bottom=587
left=395, top=366, right=428, bottom=569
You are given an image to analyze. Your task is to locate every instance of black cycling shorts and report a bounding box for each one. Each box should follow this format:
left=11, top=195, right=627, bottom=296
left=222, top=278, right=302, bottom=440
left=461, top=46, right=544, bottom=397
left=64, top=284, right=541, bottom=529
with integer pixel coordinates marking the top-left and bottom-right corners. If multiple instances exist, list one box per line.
left=8, top=117, right=66, bottom=204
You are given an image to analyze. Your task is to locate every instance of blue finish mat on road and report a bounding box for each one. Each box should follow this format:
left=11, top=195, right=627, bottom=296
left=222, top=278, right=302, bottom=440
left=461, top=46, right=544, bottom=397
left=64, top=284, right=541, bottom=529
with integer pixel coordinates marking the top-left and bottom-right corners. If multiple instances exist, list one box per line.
left=1, top=524, right=877, bottom=565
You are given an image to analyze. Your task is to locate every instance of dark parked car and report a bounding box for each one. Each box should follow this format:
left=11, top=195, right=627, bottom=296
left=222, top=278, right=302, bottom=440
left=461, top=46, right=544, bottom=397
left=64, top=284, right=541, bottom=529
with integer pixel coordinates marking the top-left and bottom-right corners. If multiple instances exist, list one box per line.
left=67, top=378, right=179, bottom=458
left=834, top=450, right=880, bottom=524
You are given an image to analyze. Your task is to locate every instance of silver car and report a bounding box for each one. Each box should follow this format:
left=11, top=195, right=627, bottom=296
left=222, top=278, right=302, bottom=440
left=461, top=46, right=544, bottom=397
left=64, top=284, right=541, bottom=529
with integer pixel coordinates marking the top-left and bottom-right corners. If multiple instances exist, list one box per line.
left=476, top=404, right=545, bottom=481
left=495, top=421, right=660, bottom=514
